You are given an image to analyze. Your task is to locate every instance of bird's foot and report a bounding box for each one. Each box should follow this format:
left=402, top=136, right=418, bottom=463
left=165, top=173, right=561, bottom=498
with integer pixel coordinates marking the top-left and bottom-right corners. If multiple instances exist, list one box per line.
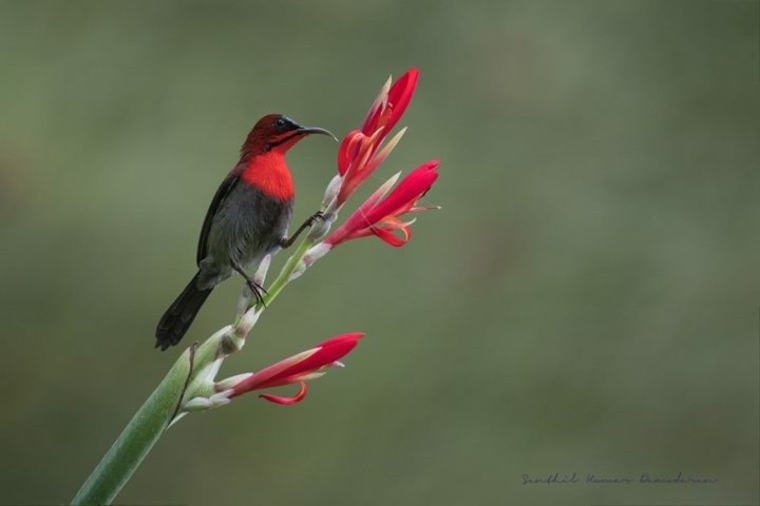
left=245, top=279, right=268, bottom=308
left=280, top=211, right=328, bottom=248
left=308, top=210, right=325, bottom=225
left=231, top=259, right=268, bottom=308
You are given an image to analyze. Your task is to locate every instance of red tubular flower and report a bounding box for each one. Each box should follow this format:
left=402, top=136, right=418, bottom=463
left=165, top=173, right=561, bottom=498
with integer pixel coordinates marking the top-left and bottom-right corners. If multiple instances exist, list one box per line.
left=221, top=333, right=364, bottom=405
left=334, top=68, right=420, bottom=208
left=325, top=160, right=439, bottom=248
left=360, top=68, right=418, bottom=141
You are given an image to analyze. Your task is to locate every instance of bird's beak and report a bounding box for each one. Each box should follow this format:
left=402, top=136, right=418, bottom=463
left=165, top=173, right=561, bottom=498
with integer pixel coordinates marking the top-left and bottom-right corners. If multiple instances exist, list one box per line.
left=297, top=126, right=338, bottom=142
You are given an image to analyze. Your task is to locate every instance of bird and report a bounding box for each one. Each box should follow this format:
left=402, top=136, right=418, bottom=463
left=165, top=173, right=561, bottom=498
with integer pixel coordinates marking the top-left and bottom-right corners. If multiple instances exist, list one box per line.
left=155, top=114, right=334, bottom=350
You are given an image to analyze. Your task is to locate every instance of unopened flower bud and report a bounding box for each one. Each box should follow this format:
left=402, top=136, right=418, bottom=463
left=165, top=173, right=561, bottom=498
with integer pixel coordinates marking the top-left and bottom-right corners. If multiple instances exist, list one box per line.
left=288, top=261, right=307, bottom=282
left=304, top=243, right=331, bottom=264
left=322, top=174, right=343, bottom=209
left=254, top=254, right=272, bottom=287
left=235, top=306, right=261, bottom=337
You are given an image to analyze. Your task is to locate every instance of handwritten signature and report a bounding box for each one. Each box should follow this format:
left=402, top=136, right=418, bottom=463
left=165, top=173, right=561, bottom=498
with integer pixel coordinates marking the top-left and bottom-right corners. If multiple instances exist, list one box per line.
left=521, top=472, right=717, bottom=485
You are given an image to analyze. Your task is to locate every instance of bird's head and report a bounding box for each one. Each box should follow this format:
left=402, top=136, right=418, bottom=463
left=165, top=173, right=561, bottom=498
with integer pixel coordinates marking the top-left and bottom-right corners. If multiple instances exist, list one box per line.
left=241, top=114, right=335, bottom=158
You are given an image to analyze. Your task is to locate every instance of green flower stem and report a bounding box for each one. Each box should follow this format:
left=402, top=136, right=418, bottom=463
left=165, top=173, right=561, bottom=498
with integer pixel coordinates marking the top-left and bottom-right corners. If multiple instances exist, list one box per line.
left=71, top=234, right=322, bottom=506
left=259, top=237, right=315, bottom=308
left=71, top=347, right=193, bottom=505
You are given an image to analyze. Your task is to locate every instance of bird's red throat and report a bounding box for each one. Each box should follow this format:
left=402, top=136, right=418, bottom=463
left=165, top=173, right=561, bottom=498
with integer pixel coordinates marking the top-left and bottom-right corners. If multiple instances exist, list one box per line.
left=241, top=152, right=295, bottom=202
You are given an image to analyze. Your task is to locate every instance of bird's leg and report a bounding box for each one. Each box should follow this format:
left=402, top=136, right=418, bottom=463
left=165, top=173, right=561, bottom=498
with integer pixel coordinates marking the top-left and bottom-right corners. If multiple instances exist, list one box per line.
left=279, top=211, right=325, bottom=248
left=230, top=260, right=268, bottom=307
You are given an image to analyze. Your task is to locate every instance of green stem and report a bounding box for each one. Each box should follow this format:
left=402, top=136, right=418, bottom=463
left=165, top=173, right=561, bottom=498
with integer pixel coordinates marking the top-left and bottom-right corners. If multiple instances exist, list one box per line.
left=263, top=237, right=315, bottom=306
left=71, top=347, right=193, bottom=505
left=71, top=234, right=322, bottom=505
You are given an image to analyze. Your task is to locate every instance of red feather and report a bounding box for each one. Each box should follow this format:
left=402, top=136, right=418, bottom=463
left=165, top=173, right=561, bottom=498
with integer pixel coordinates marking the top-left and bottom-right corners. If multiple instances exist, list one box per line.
left=240, top=151, right=295, bottom=202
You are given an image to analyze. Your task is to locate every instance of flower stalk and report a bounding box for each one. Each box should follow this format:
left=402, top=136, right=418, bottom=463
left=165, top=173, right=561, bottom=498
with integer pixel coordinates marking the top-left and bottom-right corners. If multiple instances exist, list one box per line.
left=71, top=347, right=194, bottom=505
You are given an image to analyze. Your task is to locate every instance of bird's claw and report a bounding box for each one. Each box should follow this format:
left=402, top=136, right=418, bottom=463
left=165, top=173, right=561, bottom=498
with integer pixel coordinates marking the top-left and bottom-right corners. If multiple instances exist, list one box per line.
left=246, top=280, right=268, bottom=308
left=309, top=211, right=326, bottom=226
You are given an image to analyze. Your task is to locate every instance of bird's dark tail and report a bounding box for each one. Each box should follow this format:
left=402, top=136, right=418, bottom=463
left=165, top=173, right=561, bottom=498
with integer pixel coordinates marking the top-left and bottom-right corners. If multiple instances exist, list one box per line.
left=155, top=272, right=212, bottom=351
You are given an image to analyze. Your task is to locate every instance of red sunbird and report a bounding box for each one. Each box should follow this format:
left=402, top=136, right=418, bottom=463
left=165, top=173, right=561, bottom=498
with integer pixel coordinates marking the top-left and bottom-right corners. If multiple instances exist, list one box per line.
left=155, top=114, right=334, bottom=350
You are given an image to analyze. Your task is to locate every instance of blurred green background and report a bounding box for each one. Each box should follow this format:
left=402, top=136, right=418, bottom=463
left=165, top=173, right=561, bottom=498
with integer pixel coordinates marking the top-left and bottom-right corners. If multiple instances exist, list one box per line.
left=1, top=1, right=758, bottom=505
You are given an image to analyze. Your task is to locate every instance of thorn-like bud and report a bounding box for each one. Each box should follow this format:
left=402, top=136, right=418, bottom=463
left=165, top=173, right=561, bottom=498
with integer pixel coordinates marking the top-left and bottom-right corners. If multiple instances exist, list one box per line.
left=196, top=358, right=224, bottom=386
left=237, top=285, right=252, bottom=317
left=288, top=263, right=306, bottom=282
left=235, top=306, right=261, bottom=337
left=322, top=174, right=343, bottom=210
left=215, top=373, right=254, bottom=391
left=304, top=243, right=332, bottom=265
left=254, top=254, right=272, bottom=287
left=182, top=391, right=232, bottom=412
left=291, top=242, right=332, bottom=281
left=208, top=390, right=233, bottom=406
left=183, top=397, right=213, bottom=411
left=168, top=412, right=188, bottom=428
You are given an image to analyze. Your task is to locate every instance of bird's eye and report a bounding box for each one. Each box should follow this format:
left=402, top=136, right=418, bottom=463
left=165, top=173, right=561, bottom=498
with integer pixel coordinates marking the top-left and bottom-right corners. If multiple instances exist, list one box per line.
left=274, top=117, right=287, bottom=130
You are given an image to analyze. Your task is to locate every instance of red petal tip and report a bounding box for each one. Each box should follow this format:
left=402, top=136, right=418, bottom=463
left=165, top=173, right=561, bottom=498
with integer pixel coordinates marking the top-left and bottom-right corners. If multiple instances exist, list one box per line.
left=371, top=225, right=410, bottom=247
left=259, top=382, right=308, bottom=405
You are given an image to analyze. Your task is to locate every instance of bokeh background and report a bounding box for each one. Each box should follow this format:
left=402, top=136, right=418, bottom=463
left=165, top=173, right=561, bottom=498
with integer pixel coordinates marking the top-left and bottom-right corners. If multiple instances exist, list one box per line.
left=1, top=1, right=758, bottom=505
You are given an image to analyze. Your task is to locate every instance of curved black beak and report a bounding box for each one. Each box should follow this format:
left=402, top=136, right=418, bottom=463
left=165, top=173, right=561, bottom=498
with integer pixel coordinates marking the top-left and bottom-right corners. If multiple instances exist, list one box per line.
left=297, top=126, right=338, bottom=142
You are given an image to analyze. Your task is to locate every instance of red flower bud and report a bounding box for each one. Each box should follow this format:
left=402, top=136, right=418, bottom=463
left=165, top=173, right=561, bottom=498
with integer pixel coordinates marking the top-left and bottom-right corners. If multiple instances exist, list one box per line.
left=221, top=333, right=364, bottom=405
left=333, top=69, right=419, bottom=208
